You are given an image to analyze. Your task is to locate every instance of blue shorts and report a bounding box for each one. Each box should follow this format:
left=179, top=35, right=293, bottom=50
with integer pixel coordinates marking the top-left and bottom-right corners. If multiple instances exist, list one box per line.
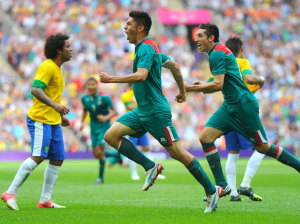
left=225, top=131, right=253, bottom=151
left=27, top=115, right=65, bottom=160
left=129, top=133, right=149, bottom=147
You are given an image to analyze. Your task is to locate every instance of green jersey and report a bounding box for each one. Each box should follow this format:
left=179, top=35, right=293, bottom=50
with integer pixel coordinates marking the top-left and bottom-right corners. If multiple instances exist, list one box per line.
left=81, top=94, right=113, bottom=132
left=132, top=37, right=171, bottom=116
left=209, top=42, right=255, bottom=105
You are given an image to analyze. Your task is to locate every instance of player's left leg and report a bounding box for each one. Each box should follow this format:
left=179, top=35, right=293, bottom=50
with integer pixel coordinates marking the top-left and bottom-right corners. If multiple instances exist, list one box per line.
left=93, top=145, right=106, bottom=184
left=38, top=124, right=65, bottom=209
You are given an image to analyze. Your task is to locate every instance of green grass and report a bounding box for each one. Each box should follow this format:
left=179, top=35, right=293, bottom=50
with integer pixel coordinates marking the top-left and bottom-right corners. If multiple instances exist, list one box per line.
left=0, top=159, right=299, bottom=224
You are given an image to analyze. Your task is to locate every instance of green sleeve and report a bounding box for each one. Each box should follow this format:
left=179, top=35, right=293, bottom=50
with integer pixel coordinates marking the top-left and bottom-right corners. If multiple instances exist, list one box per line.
left=161, top=53, right=171, bottom=65
left=32, top=80, right=47, bottom=90
left=137, top=45, right=155, bottom=70
left=209, top=51, right=226, bottom=76
left=207, top=76, right=214, bottom=83
left=241, top=69, right=253, bottom=77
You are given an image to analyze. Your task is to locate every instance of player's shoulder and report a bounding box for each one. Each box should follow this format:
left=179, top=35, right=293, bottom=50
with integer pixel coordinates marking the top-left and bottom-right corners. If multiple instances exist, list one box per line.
left=212, top=43, right=232, bottom=56
left=140, top=38, right=160, bottom=54
left=81, top=94, right=90, bottom=100
left=38, top=59, right=56, bottom=70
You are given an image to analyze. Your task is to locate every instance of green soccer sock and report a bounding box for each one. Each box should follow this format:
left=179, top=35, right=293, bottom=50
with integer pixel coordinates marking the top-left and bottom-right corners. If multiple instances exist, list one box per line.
left=266, top=144, right=300, bottom=172
left=105, top=148, right=119, bottom=158
left=119, top=137, right=155, bottom=171
left=187, top=157, right=216, bottom=195
left=99, top=159, right=106, bottom=180
left=202, top=142, right=228, bottom=188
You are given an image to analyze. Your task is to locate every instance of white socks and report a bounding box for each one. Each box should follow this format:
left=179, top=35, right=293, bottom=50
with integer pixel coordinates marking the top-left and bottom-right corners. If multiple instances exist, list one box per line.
left=40, top=164, right=61, bottom=203
left=7, top=158, right=38, bottom=194
left=241, top=150, right=264, bottom=188
left=226, top=154, right=239, bottom=196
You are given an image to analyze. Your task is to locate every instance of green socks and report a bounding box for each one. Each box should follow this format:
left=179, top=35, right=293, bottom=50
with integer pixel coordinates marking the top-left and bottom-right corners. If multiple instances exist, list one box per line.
left=267, top=144, right=300, bottom=172
left=187, top=157, right=216, bottom=195
left=99, top=159, right=106, bottom=180
left=118, top=137, right=155, bottom=171
left=202, top=142, right=228, bottom=188
left=105, top=149, right=119, bottom=158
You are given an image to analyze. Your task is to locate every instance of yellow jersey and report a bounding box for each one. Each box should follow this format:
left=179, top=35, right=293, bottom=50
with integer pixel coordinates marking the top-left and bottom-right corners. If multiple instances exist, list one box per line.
left=236, top=58, right=260, bottom=94
left=121, top=89, right=135, bottom=112
left=28, top=59, right=65, bottom=125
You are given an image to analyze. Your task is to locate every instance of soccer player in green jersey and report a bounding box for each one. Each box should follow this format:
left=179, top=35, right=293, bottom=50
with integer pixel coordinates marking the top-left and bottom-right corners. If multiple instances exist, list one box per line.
left=100, top=11, right=222, bottom=213
left=80, top=77, right=118, bottom=184
left=184, top=24, right=300, bottom=199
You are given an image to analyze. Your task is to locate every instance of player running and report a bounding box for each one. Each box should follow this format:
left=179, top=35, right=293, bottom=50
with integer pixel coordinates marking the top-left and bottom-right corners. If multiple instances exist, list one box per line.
left=80, top=77, right=118, bottom=184
left=184, top=24, right=300, bottom=201
left=100, top=11, right=222, bottom=213
left=1, top=33, right=72, bottom=210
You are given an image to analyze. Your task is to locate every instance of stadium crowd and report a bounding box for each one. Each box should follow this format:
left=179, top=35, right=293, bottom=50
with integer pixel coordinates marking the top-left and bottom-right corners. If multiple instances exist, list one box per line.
left=0, top=0, right=299, bottom=156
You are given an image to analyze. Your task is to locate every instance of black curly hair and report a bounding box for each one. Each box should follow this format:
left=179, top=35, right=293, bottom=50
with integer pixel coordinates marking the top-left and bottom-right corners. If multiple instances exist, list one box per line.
left=44, top=33, right=70, bottom=59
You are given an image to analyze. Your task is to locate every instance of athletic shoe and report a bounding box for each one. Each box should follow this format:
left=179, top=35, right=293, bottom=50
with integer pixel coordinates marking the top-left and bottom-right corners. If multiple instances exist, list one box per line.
left=230, top=195, right=242, bottom=201
left=131, top=173, right=141, bottom=181
left=238, top=186, right=262, bottom=201
left=142, top=163, right=164, bottom=191
left=37, top=200, right=66, bottom=208
left=95, top=178, right=104, bottom=184
left=204, top=186, right=223, bottom=213
left=1, top=191, right=19, bottom=210
left=203, top=185, right=231, bottom=202
left=157, top=174, right=166, bottom=180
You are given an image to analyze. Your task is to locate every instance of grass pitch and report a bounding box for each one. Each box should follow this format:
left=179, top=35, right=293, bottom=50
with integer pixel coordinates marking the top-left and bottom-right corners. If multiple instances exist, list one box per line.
left=0, top=158, right=299, bottom=224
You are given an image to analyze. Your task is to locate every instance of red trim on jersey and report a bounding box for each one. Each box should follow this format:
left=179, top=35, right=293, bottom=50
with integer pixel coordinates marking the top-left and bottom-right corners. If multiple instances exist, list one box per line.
left=254, top=131, right=263, bottom=145
left=214, top=44, right=232, bottom=56
left=164, top=127, right=173, bottom=146
left=203, top=146, right=217, bottom=153
left=143, top=39, right=161, bottom=54
left=274, top=145, right=280, bottom=158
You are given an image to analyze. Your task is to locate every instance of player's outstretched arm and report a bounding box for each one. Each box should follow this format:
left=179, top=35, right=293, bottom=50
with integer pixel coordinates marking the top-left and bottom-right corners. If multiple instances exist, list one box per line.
left=31, top=87, right=69, bottom=116
left=100, top=68, right=149, bottom=83
left=79, top=108, right=88, bottom=131
left=163, top=60, right=186, bottom=103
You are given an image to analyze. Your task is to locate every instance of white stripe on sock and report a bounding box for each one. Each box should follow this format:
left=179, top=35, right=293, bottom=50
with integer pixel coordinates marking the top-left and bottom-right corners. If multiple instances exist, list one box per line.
left=275, top=146, right=283, bottom=159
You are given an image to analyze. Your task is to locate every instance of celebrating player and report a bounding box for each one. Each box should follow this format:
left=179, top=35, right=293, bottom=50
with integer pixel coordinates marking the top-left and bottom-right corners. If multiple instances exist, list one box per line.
left=184, top=24, right=300, bottom=200
left=1, top=33, right=72, bottom=210
left=100, top=11, right=222, bottom=213
left=80, top=77, right=118, bottom=184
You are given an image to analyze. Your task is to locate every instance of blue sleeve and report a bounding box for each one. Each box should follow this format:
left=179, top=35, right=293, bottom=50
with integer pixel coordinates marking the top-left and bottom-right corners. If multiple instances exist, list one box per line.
left=137, top=45, right=155, bottom=70
left=210, top=51, right=226, bottom=76
left=161, top=53, right=171, bottom=66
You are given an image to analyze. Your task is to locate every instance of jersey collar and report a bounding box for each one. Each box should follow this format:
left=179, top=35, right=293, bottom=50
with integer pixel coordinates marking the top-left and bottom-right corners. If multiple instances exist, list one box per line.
left=135, top=37, right=152, bottom=51
left=208, top=42, right=219, bottom=55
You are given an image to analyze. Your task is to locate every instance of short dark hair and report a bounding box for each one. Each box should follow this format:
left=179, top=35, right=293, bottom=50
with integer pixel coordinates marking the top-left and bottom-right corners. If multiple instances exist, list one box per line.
left=129, top=11, right=152, bottom=35
left=44, top=33, right=70, bottom=59
left=225, top=37, right=243, bottom=57
left=198, top=23, right=219, bottom=43
left=86, top=77, right=98, bottom=84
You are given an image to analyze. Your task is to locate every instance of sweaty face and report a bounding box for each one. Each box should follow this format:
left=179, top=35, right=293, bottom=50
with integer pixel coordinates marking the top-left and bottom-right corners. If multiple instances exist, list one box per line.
left=86, top=80, right=98, bottom=95
left=195, top=29, right=212, bottom=53
left=124, top=17, right=139, bottom=44
left=61, top=40, right=72, bottom=62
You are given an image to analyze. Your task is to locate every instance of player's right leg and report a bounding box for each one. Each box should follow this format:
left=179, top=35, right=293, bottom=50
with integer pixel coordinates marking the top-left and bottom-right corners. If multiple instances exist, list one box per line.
left=104, top=111, right=157, bottom=189
left=92, top=145, right=106, bottom=184
left=2, top=116, right=49, bottom=210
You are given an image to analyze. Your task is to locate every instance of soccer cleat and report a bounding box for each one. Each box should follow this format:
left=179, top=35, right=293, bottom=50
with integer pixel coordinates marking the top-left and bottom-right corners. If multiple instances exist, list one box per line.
left=204, top=186, right=223, bottom=213
left=238, top=186, right=262, bottom=201
left=142, top=163, right=164, bottom=191
left=1, top=191, right=19, bottom=210
left=203, top=185, right=231, bottom=202
left=94, top=178, right=104, bottom=184
left=37, top=200, right=66, bottom=208
left=131, top=173, right=141, bottom=181
left=230, top=195, right=243, bottom=201
left=157, top=174, right=166, bottom=180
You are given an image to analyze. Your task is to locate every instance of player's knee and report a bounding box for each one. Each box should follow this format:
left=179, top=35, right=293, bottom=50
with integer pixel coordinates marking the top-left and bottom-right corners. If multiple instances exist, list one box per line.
left=199, top=135, right=211, bottom=144
left=104, top=132, right=113, bottom=145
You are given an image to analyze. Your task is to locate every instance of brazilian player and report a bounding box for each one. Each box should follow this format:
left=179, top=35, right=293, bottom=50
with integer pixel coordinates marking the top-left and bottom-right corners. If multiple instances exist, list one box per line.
left=184, top=24, right=300, bottom=202
left=80, top=77, right=117, bottom=184
left=2, top=33, right=72, bottom=210
left=100, top=11, right=222, bottom=213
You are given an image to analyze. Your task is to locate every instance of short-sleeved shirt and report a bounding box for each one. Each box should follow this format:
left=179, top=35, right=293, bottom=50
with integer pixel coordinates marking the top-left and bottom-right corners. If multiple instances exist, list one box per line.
left=121, top=89, right=135, bottom=113
left=132, top=37, right=171, bottom=116
left=28, top=59, right=65, bottom=125
left=236, top=58, right=260, bottom=94
left=81, top=94, right=113, bottom=132
left=209, top=43, right=255, bottom=106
